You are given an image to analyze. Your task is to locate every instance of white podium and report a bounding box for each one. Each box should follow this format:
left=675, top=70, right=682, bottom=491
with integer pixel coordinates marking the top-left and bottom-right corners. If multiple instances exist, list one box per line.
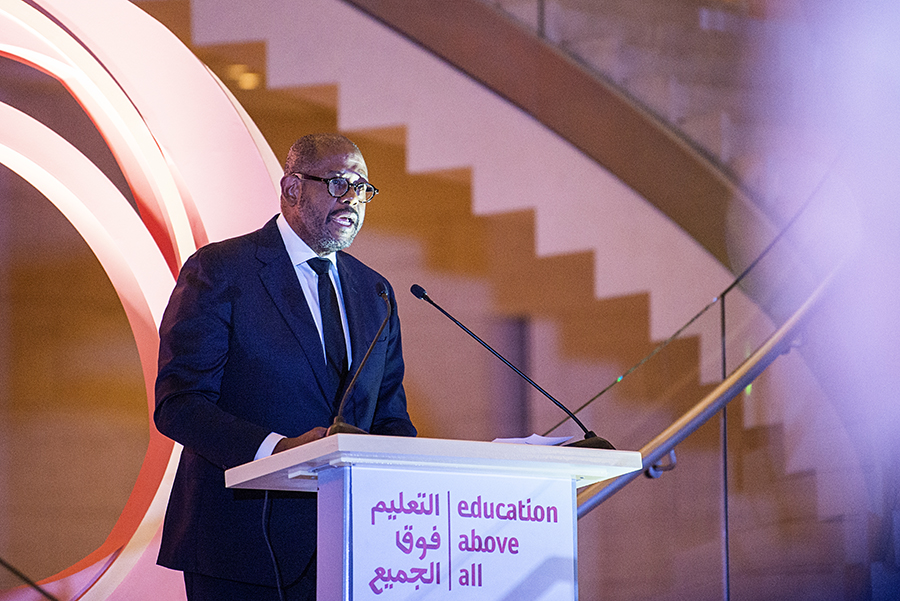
left=226, top=435, right=641, bottom=600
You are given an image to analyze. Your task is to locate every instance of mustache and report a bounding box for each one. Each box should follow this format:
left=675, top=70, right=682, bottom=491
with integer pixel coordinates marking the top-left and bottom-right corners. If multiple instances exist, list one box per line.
left=329, top=206, right=359, bottom=219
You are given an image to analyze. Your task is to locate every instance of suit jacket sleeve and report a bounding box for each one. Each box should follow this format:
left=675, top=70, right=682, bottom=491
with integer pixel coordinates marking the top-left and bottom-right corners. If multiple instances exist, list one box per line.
left=154, top=245, right=270, bottom=470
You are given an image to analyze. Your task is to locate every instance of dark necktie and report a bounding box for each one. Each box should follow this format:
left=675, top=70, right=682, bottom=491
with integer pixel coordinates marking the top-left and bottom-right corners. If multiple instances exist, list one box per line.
left=307, top=258, right=348, bottom=400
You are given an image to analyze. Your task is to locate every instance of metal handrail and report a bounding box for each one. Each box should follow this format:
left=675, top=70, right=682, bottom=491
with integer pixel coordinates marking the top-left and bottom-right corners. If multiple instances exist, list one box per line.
left=576, top=261, right=843, bottom=518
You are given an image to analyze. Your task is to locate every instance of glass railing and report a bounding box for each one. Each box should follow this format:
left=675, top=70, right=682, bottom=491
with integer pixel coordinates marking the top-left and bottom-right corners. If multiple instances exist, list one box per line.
left=480, top=1, right=796, bottom=183
left=530, top=104, right=857, bottom=600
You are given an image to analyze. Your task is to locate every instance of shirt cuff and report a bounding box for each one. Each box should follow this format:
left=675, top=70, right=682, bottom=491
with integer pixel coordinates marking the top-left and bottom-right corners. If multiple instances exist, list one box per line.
left=255, top=432, right=286, bottom=461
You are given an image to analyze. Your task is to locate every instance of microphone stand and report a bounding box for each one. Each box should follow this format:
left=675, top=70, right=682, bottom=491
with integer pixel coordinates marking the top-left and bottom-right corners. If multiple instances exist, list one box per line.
left=410, top=284, right=614, bottom=449
left=327, top=283, right=393, bottom=436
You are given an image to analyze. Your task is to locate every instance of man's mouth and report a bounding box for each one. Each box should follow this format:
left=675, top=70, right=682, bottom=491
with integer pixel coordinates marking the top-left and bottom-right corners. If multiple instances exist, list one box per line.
left=329, top=209, right=357, bottom=229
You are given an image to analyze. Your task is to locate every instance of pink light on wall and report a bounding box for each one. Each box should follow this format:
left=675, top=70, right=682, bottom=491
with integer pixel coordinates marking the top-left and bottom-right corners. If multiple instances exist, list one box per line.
left=0, top=0, right=282, bottom=598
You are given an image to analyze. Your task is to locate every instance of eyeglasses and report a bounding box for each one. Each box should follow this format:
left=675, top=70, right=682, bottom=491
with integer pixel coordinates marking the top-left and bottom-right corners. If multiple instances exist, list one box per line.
left=293, top=173, right=378, bottom=203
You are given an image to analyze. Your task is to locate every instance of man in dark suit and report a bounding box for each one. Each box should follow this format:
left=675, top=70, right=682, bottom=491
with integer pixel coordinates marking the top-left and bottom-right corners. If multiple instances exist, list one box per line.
left=154, top=133, right=416, bottom=601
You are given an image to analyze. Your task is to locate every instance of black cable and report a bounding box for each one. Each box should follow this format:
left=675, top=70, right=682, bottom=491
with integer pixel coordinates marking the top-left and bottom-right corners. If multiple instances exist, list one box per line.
left=0, top=555, right=61, bottom=601
left=262, top=491, right=286, bottom=601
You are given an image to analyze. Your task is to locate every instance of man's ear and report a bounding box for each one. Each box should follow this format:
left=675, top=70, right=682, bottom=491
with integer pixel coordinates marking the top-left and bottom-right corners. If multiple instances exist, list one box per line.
left=280, top=174, right=300, bottom=206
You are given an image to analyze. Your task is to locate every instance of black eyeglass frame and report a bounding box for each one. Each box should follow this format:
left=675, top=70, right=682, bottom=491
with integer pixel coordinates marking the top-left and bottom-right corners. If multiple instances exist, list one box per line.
left=292, top=172, right=378, bottom=203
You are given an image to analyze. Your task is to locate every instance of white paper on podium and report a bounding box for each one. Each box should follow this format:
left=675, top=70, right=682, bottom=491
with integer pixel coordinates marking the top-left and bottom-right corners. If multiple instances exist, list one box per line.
left=491, top=434, right=573, bottom=446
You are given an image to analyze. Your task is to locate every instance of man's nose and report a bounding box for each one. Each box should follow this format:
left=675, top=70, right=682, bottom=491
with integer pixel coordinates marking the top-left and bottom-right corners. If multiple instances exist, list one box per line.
left=342, top=187, right=363, bottom=205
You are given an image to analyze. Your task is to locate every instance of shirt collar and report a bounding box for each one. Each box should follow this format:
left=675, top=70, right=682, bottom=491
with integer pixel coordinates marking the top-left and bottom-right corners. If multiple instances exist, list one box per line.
left=276, top=213, right=337, bottom=269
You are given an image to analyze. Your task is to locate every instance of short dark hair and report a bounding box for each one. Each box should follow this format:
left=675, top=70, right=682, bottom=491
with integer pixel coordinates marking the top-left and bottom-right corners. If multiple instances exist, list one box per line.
left=284, top=133, right=362, bottom=175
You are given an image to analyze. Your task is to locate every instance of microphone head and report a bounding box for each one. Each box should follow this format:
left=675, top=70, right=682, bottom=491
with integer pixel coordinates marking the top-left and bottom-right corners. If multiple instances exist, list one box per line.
left=410, top=284, right=428, bottom=300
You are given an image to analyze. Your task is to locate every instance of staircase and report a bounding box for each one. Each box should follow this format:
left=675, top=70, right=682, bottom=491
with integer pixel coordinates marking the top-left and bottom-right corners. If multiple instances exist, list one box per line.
left=126, top=0, right=890, bottom=598
left=0, top=0, right=871, bottom=598
left=169, top=1, right=883, bottom=598
left=494, top=1, right=887, bottom=597
left=491, top=0, right=822, bottom=181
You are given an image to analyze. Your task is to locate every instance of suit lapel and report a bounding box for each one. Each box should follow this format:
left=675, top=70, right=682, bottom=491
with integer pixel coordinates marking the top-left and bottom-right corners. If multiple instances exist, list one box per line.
left=254, top=219, right=333, bottom=412
left=337, top=253, right=379, bottom=418
left=338, top=254, right=365, bottom=372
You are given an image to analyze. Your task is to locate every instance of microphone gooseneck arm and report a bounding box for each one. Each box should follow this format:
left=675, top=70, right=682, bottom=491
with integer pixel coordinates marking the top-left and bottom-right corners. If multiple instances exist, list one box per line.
left=410, top=284, right=611, bottom=447
left=330, top=282, right=392, bottom=433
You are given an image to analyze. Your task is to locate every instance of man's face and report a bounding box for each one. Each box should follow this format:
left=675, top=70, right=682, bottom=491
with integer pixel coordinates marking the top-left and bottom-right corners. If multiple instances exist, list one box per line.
left=287, top=147, right=368, bottom=255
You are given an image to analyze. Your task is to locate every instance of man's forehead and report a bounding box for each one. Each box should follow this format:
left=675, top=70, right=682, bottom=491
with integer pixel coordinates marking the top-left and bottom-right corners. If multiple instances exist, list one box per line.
left=315, top=149, right=367, bottom=177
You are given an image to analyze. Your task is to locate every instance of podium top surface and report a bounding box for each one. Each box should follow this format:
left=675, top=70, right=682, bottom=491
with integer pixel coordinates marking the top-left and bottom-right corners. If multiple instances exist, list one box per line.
left=225, top=434, right=642, bottom=492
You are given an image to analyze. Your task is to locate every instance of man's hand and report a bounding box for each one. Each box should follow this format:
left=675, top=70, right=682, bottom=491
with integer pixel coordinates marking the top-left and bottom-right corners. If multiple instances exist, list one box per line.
left=273, top=427, right=328, bottom=454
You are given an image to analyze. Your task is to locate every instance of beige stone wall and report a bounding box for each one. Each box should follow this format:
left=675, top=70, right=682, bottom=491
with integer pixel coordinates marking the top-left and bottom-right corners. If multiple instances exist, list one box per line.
left=0, top=167, right=147, bottom=590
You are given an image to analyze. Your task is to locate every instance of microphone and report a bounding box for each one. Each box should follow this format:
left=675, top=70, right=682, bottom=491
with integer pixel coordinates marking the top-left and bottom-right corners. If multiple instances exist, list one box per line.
left=327, top=282, right=393, bottom=436
left=410, top=284, right=614, bottom=449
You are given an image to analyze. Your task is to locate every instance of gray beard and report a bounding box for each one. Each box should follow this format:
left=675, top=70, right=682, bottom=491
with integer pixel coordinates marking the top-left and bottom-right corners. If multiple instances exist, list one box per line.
left=318, top=236, right=352, bottom=253
left=315, top=221, right=360, bottom=253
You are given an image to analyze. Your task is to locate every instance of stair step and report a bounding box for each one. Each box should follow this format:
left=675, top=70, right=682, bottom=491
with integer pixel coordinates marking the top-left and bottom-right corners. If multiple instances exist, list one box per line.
left=489, top=0, right=814, bottom=179
left=574, top=37, right=757, bottom=87
left=547, top=0, right=714, bottom=37
left=488, top=0, right=542, bottom=30
left=545, top=0, right=753, bottom=50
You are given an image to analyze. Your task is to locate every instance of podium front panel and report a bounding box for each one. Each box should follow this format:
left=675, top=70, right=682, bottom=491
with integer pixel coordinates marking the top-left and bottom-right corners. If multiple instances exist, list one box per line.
left=318, top=464, right=577, bottom=600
